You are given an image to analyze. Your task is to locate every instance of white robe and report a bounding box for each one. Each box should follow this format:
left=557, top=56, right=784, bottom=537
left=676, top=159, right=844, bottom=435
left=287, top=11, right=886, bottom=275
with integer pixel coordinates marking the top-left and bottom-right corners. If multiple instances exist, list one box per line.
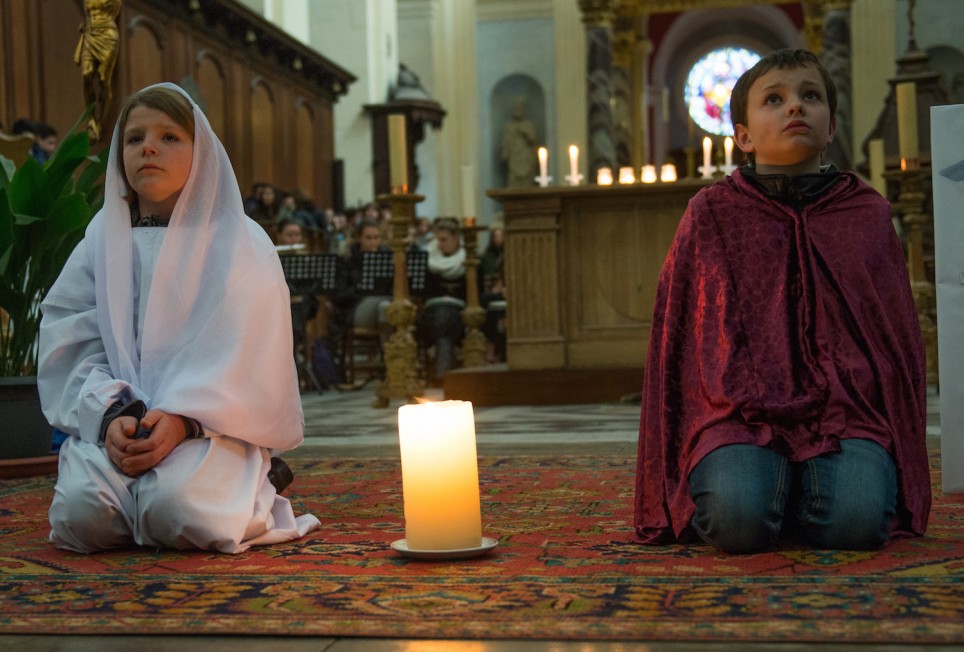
left=38, top=83, right=319, bottom=553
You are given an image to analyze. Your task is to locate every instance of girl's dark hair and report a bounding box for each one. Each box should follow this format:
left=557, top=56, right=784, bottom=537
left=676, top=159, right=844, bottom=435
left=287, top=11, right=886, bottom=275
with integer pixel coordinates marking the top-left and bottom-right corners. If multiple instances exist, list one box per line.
left=433, top=217, right=460, bottom=234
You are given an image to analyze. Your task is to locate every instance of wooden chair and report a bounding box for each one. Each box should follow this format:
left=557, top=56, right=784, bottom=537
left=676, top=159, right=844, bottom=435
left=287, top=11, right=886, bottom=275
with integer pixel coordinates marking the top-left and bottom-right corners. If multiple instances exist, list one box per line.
left=340, top=249, right=429, bottom=386
left=0, top=134, right=34, bottom=168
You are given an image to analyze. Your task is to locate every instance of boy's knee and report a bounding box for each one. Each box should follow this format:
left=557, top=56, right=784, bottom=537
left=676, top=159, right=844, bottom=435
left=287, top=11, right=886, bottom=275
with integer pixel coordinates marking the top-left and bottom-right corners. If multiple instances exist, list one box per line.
left=691, top=491, right=782, bottom=553
left=799, top=499, right=891, bottom=550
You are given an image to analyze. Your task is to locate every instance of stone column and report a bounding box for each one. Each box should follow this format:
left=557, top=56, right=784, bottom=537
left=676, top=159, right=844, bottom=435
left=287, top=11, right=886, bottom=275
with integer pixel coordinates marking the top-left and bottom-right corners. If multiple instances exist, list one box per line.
left=578, top=0, right=617, bottom=179
left=610, top=17, right=636, bottom=169
left=820, top=1, right=854, bottom=170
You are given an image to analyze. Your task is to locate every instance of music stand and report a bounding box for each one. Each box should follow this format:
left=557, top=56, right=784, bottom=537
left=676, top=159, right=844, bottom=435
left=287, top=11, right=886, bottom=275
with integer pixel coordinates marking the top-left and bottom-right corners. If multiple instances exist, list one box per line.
left=406, top=249, right=428, bottom=296
left=280, top=253, right=339, bottom=393
left=358, top=249, right=429, bottom=296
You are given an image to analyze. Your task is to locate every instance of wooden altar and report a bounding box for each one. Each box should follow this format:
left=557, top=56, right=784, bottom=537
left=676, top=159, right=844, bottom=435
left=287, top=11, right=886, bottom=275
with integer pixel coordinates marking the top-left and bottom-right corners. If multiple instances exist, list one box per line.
left=489, top=180, right=708, bottom=370
left=444, top=181, right=706, bottom=405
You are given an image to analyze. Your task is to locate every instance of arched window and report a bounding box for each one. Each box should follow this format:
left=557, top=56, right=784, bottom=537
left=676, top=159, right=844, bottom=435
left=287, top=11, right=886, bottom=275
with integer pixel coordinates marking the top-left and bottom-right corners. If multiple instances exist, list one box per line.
left=684, top=47, right=761, bottom=136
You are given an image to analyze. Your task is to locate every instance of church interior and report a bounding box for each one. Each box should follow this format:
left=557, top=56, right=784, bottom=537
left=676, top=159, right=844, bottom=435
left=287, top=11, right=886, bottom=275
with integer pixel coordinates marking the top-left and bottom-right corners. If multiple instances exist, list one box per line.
left=1, top=0, right=962, bottom=649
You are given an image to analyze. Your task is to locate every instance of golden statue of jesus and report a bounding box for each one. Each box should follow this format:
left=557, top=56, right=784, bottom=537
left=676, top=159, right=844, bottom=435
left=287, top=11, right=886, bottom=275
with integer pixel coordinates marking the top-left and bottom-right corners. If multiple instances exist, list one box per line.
left=75, top=0, right=122, bottom=142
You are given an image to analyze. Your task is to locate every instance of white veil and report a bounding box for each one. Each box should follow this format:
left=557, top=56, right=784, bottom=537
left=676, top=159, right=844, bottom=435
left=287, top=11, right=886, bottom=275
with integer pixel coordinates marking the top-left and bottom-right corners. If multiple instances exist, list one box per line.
left=81, top=82, right=303, bottom=449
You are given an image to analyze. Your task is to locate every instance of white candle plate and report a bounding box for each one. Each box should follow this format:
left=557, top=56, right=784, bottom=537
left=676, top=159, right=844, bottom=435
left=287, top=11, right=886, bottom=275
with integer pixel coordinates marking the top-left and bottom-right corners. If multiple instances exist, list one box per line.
left=391, top=537, right=499, bottom=560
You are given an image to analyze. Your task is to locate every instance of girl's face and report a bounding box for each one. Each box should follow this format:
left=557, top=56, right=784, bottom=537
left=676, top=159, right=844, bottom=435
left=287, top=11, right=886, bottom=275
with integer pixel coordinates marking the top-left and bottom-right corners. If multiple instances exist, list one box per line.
left=359, top=226, right=382, bottom=252
left=278, top=223, right=303, bottom=245
left=435, top=229, right=460, bottom=256
left=123, top=106, right=194, bottom=217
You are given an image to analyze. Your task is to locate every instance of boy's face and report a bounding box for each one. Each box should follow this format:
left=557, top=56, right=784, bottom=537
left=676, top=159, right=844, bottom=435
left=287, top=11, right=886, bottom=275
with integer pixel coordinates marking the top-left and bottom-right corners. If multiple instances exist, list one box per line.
left=733, top=64, right=835, bottom=175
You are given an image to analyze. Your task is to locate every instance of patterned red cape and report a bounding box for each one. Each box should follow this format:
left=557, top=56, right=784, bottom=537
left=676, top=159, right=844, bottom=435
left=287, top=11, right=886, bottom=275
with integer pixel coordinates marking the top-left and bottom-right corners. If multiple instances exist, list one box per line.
left=634, top=169, right=930, bottom=543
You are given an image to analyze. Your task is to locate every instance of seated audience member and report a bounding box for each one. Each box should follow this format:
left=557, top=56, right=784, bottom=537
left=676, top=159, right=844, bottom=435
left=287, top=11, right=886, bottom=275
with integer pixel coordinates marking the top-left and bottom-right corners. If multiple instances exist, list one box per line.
left=634, top=49, right=929, bottom=554
left=243, top=181, right=267, bottom=217
left=249, top=183, right=279, bottom=239
left=411, top=216, right=434, bottom=250
left=328, top=211, right=350, bottom=255
left=332, top=219, right=393, bottom=344
left=276, top=217, right=304, bottom=249
left=31, top=122, right=58, bottom=163
left=418, top=217, right=467, bottom=382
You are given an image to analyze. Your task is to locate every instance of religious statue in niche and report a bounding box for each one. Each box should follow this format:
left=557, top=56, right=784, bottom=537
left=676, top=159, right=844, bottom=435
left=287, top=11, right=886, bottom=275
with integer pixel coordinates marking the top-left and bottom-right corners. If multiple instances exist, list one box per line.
left=500, top=96, right=539, bottom=187
left=75, top=0, right=122, bottom=142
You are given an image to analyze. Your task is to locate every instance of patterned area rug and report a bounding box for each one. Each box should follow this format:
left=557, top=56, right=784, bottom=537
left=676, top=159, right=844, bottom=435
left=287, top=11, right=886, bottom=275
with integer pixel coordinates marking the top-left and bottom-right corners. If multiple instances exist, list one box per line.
left=1, top=453, right=961, bottom=642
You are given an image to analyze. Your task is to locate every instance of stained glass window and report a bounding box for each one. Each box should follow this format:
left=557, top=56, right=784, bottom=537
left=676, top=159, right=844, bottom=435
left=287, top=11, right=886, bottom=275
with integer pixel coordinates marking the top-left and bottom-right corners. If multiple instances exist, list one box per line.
left=684, top=47, right=762, bottom=136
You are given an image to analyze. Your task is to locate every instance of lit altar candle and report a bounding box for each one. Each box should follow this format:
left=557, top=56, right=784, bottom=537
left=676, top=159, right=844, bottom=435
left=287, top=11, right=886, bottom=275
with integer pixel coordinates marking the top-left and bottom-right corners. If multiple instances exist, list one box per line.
left=596, top=166, right=613, bottom=186
left=568, top=145, right=580, bottom=183
left=619, top=166, right=635, bottom=184
left=461, top=164, right=476, bottom=217
left=868, top=138, right=887, bottom=195
left=388, top=114, right=408, bottom=191
left=701, top=136, right=713, bottom=178
left=724, top=137, right=734, bottom=168
left=398, top=401, right=482, bottom=550
left=896, top=81, right=919, bottom=163
left=640, top=164, right=657, bottom=183
left=535, top=146, right=552, bottom=187
left=660, top=163, right=678, bottom=182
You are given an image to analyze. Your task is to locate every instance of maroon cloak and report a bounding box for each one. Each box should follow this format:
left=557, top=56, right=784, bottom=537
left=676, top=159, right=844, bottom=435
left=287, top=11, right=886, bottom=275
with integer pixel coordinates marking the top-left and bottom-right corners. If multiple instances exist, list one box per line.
left=634, top=168, right=930, bottom=543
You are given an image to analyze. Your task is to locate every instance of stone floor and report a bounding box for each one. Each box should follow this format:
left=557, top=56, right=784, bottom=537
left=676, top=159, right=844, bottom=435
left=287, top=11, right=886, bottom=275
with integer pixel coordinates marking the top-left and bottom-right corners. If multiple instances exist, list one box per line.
left=4, top=385, right=954, bottom=651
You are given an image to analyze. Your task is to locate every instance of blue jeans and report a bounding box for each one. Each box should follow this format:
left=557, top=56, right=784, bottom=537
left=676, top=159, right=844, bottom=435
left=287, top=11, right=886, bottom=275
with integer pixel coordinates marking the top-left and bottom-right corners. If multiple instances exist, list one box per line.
left=688, top=439, right=897, bottom=553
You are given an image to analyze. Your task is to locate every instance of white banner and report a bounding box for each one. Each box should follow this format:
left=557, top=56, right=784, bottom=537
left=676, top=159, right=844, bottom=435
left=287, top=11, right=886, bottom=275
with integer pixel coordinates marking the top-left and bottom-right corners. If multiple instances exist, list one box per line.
left=931, top=103, right=964, bottom=494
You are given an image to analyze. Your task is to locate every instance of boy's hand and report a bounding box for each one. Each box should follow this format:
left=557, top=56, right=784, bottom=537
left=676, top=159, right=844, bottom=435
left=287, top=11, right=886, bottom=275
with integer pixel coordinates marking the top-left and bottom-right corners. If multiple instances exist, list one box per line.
left=107, top=410, right=191, bottom=477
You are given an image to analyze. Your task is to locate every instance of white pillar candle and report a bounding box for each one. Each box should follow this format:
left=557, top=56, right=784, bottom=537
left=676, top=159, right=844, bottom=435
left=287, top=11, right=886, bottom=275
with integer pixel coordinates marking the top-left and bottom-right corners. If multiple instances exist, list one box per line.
left=538, top=146, right=548, bottom=178
left=461, top=164, right=476, bottom=217
left=896, top=81, right=919, bottom=162
left=702, top=136, right=712, bottom=171
left=660, top=163, right=678, bottom=182
left=398, top=401, right=482, bottom=551
left=618, top=166, right=635, bottom=184
left=640, top=164, right=657, bottom=183
left=596, top=166, right=613, bottom=185
left=388, top=114, right=408, bottom=191
left=568, top=145, right=579, bottom=179
left=724, top=137, right=734, bottom=168
left=868, top=138, right=886, bottom=195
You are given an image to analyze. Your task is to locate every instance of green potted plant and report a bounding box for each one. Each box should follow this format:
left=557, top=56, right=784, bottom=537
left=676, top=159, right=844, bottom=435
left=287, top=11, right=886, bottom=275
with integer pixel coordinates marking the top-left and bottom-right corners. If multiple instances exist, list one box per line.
left=0, top=113, right=106, bottom=460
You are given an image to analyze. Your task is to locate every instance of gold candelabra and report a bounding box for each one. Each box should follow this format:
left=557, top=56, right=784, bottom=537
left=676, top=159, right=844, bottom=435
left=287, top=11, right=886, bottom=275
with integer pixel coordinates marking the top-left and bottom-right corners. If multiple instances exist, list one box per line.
left=459, top=219, right=488, bottom=369
left=890, top=161, right=939, bottom=386
left=373, top=191, right=424, bottom=408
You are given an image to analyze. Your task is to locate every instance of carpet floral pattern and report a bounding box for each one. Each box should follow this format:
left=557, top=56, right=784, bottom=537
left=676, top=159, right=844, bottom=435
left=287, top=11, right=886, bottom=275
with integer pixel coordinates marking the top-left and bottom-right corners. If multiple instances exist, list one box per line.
left=0, top=454, right=961, bottom=642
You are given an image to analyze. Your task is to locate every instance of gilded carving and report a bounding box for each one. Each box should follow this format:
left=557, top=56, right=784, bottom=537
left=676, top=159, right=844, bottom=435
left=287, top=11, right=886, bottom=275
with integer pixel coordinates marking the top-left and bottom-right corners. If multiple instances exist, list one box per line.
left=75, top=0, right=122, bottom=142
left=579, top=0, right=618, bottom=28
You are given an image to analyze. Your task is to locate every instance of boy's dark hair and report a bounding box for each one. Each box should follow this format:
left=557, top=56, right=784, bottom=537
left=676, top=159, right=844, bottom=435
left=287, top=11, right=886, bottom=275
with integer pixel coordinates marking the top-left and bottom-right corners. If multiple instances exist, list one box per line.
left=729, top=49, right=837, bottom=134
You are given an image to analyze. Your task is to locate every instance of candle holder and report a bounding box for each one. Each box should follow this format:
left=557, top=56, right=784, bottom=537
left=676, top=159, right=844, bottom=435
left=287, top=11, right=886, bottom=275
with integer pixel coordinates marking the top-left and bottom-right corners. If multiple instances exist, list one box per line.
left=534, top=173, right=553, bottom=187
left=889, top=165, right=939, bottom=386
left=373, top=191, right=425, bottom=408
left=713, top=146, right=726, bottom=178
left=460, top=220, right=488, bottom=369
left=698, top=164, right=717, bottom=179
